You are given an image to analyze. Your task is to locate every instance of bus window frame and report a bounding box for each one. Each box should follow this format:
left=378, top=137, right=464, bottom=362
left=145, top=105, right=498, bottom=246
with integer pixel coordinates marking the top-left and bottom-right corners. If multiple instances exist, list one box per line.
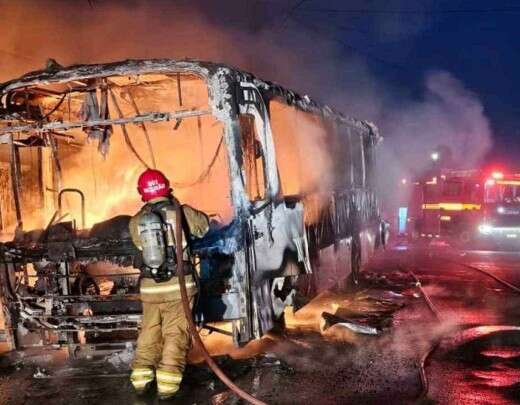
left=239, top=113, right=268, bottom=203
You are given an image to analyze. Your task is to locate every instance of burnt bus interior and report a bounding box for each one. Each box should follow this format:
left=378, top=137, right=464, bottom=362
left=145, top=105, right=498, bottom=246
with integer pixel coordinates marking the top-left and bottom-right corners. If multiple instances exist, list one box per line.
left=0, top=60, right=381, bottom=352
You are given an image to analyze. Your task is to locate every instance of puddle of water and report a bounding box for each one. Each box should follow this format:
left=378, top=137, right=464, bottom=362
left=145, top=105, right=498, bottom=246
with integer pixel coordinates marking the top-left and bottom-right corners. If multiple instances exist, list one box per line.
left=431, top=326, right=520, bottom=404
left=442, top=325, right=520, bottom=351
left=472, top=366, right=520, bottom=388
left=481, top=347, right=520, bottom=359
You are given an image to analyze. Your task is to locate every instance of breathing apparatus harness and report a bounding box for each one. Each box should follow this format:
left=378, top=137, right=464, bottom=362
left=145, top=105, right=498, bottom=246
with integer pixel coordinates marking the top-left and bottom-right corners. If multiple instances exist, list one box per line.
left=136, top=199, right=191, bottom=282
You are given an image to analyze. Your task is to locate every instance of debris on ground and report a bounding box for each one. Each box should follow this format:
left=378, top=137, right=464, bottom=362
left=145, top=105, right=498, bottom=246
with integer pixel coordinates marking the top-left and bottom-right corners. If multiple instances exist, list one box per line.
left=32, top=367, right=49, bottom=379
left=105, top=342, right=134, bottom=370
left=358, top=270, right=417, bottom=291
left=320, top=312, right=380, bottom=335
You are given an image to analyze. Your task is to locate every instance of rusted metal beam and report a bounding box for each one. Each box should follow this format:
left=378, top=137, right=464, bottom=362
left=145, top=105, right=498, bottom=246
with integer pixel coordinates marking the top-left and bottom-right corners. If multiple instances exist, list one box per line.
left=19, top=294, right=140, bottom=301
left=27, top=327, right=138, bottom=332
left=176, top=72, right=183, bottom=106
left=30, top=314, right=141, bottom=322
left=0, top=109, right=211, bottom=137
left=9, top=135, right=23, bottom=228
left=58, top=188, right=86, bottom=229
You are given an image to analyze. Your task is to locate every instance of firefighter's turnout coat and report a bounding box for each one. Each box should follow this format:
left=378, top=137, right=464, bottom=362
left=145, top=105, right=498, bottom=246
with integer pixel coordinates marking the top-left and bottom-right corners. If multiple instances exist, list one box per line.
left=128, top=196, right=209, bottom=397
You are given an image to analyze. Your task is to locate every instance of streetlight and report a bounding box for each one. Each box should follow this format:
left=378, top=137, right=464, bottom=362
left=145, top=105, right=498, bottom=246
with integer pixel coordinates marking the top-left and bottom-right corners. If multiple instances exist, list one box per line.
left=431, top=152, right=439, bottom=161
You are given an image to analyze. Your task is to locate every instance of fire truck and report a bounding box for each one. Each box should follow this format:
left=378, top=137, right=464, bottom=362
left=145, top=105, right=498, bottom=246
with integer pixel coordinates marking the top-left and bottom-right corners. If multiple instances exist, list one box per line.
left=406, top=169, right=482, bottom=244
left=477, top=171, right=520, bottom=245
left=404, top=168, right=520, bottom=248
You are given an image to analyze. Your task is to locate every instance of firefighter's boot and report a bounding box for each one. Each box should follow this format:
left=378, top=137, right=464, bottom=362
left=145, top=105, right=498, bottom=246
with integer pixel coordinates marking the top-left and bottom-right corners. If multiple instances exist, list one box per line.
left=131, top=301, right=162, bottom=394
left=156, top=369, right=183, bottom=400
left=130, top=367, right=155, bottom=395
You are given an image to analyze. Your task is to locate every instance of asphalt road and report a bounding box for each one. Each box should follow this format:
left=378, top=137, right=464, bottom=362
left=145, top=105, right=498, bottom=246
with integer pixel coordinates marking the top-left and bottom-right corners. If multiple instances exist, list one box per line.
left=1, top=244, right=520, bottom=404
left=387, top=245, right=520, bottom=404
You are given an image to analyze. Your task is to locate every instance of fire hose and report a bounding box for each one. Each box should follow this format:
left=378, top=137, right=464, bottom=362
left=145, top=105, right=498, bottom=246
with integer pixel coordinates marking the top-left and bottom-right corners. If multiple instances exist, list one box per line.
left=173, top=204, right=267, bottom=405
left=410, top=259, right=520, bottom=399
left=408, top=270, right=441, bottom=398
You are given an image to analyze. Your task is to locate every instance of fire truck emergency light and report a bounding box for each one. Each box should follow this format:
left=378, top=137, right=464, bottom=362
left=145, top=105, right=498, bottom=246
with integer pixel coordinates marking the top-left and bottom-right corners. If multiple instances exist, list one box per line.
left=492, top=171, right=504, bottom=180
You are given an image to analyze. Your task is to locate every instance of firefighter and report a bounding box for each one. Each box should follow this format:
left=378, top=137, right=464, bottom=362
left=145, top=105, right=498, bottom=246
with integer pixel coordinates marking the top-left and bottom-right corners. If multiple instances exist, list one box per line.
left=128, top=168, right=209, bottom=399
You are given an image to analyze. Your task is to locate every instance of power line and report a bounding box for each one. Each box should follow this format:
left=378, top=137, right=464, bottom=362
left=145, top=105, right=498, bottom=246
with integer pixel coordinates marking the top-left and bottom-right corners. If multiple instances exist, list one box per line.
left=279, top=0, right=308, bottom=31
left=300, top=7, right=520, bottom=15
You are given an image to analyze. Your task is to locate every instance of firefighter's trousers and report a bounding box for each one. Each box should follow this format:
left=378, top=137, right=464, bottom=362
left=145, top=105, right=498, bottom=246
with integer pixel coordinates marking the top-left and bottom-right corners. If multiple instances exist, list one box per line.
left=131, top=275, right=197, bottom=397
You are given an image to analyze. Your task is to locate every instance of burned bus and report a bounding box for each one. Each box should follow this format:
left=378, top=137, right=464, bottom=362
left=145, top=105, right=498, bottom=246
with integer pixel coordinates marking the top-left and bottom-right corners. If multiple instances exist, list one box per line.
left=0, top=59, right=383, bottom=352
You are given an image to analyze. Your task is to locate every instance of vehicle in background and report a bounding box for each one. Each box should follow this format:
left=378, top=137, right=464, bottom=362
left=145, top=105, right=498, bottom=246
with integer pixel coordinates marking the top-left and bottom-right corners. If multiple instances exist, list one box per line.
left=477, top=171, right=520, bottom=247
left=405, top=169, right=482, bottom=245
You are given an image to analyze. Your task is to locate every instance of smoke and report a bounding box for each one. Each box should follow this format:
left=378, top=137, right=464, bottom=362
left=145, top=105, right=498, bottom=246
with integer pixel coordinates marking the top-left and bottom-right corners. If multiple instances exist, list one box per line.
left=0, top=0, right=494, bottom=220
left=377, top=70, right=493, bottom=212
left=384, top=70, right=492, bottom=171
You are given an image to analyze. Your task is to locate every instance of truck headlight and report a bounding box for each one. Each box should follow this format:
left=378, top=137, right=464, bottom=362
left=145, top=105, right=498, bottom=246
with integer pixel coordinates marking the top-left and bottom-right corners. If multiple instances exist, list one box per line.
left=497, top=206, right=505, bottom=214
left=479, top=224, right=493, bottom=235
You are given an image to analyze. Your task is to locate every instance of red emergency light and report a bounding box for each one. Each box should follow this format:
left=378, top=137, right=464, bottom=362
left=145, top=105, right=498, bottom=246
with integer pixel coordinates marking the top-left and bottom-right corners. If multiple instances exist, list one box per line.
left=484, top=169, right=520, bottom=186
left=483, top=167, right=506, bottom=186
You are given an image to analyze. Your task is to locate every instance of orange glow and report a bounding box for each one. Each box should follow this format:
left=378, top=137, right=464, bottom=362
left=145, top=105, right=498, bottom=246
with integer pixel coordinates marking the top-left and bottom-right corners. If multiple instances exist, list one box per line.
left=492, top=171, right=504, bottom=180
left=4, top=73, right=234, bottom=231
left=270, top=98, right=335, bottom=224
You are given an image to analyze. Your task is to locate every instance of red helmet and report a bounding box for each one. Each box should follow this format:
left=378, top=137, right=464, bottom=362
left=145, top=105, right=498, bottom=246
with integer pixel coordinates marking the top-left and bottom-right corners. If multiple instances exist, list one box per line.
left=137, top=169, right=171, bottom=202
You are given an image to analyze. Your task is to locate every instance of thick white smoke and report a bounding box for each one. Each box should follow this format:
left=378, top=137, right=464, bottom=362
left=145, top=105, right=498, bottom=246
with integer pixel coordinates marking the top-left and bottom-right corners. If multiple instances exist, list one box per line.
left=376, top=70, right=493, bottom=213
left=384, top=70, right=492, bottom=172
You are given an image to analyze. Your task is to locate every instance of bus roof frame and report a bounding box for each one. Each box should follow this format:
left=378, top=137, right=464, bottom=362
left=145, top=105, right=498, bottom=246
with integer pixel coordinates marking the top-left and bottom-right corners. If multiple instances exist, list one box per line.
left=0, top=58, right=380, bottom=142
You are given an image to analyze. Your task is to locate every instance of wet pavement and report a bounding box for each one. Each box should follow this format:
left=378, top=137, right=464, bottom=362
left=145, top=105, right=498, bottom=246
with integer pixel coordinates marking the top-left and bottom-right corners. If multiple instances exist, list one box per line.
left=2, top=244, right=520, bottom=404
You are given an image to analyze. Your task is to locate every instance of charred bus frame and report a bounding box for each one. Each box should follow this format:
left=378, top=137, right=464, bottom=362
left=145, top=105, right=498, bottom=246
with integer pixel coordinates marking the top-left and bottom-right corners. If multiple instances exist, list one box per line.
left=0, top=59, right=383, bottom=351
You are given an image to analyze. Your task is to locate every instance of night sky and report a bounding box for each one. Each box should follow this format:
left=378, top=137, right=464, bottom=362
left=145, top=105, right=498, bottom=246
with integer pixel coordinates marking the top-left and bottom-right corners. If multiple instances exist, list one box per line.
left=279, top=0, right=520, bottom=163
left=302, top=1, right=520, bottom=160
